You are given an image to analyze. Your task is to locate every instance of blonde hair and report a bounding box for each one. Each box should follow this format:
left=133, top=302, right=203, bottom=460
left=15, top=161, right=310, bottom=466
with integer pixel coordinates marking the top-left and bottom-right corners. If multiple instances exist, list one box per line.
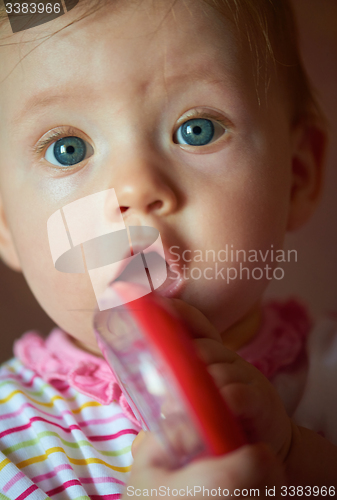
left=202, top=0, right=323, bottom=125
left=0, top=0, right=323, bottom=124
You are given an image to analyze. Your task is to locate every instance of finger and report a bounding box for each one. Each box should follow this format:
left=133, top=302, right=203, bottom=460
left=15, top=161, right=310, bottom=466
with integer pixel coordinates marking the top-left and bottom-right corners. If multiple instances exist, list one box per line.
left=167, top=298, right=222, bottom=342
left=220, top=443, right=285, bottom=492
left=194, top=337, right=238, bottom=364
left=207, top=361, right=251, bottom=388
left=130, top=430, right=175, bottom=471
left=131, top=430, right=146, bottom=458
left=173, top=442, right=285, bottom=493
left=131, top=433, right=285, bottom=495
left=220, top=381, right=262, bottom=423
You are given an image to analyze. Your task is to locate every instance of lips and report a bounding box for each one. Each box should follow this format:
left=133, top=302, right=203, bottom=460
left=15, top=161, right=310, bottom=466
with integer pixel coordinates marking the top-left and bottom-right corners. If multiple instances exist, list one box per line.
left=114, top=250, right=165, bottom=286
left=106, top=236, right=166, bottom=286
left=108, top=244, right=185, bottom=299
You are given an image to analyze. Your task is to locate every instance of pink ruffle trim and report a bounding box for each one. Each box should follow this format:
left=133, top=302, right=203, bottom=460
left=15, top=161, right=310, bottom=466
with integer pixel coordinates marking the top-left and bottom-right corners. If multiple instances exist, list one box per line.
left=14, top=329, right=141, bottom=429
left=237, top=298, right=312, bottom=378
left=14, top=298, right=312, bottom=421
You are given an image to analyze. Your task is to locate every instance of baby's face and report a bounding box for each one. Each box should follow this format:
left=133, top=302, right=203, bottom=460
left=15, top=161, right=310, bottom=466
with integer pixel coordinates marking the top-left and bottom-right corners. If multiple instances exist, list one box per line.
left=0, top=0, right=294, bottom=348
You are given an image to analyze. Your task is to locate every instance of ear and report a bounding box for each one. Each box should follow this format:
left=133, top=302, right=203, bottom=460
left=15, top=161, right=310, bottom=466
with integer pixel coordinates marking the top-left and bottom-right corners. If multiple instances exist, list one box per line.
left=0, top=194, right=22, bottom=271
left=287, top=118, right=327, bottom=231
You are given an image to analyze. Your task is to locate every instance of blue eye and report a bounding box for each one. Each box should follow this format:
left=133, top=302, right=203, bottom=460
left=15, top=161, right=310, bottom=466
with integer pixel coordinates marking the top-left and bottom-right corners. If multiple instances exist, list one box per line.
left=45, top=136, right=93, bottom=167
left=174, top=118, right=225, bottom=146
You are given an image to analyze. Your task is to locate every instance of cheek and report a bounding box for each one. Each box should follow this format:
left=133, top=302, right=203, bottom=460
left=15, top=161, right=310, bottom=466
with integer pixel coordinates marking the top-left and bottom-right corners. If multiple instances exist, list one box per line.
left=0, top=149, right=102, bottom=343
left=177, top=145, right=291, bottom=327
left=188, top=154, right=291, bottom=251
left=178, top=116, right=292, bottom=248
left=6, top=199, right=98, bottom=344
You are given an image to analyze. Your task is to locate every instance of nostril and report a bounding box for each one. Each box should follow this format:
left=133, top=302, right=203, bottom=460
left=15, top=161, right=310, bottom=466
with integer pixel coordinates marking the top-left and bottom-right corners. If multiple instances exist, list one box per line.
left=119, top=206, right=129, bottom=213
left=148, top=200, right=163, bottom=212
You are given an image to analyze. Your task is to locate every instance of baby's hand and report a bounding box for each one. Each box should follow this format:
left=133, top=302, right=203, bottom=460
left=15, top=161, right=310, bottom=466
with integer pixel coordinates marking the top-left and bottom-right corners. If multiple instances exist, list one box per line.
left=126, top=429, right=284, bottom=499
left=169, top=299, right=294, bottom=464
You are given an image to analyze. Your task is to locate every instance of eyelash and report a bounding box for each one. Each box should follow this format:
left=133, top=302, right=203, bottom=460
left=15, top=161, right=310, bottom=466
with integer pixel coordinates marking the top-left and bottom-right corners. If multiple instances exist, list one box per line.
left=32, top=111, right=229, bottom=159
left=177, top=110, right=229, bottom=130
left=32, top=126, right=84, bottom=156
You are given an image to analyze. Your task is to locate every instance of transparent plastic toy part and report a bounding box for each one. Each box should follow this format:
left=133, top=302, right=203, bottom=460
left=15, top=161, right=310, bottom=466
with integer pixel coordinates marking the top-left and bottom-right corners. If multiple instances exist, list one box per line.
left=94, top=300, right=207, bottom=468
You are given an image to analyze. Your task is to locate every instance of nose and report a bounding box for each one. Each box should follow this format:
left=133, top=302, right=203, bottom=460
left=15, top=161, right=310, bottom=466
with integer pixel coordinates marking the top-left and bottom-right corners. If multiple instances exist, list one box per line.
left=112, top=157, right=178, bottom=221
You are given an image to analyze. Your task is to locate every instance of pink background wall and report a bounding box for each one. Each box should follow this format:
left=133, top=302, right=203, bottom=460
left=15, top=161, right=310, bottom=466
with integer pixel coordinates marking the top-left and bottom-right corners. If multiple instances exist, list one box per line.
left=1, top=0, right=336, bottom=363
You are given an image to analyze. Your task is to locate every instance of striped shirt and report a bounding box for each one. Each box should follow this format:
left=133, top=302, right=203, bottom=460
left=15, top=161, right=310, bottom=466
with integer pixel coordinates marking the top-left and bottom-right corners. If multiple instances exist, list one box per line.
left=1, top=298, right=337, bottom=499
left=0, top=357, right=139, bottom=500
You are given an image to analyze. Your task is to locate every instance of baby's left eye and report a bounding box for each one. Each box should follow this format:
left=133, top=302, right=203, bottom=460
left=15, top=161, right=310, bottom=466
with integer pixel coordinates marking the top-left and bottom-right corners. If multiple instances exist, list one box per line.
left=174, top=118, right=225, bottom=146
left=45, top=136, right=94, bottom=167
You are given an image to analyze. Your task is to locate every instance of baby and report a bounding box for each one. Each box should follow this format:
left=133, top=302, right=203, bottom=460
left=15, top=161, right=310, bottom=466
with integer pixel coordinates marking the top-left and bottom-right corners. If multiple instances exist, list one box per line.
left=0, top=0, right=336, bottom=498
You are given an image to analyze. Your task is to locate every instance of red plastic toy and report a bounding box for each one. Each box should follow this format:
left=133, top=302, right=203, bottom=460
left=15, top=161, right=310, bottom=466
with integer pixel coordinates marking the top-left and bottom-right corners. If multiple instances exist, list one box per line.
left=94, top=282, right=246, bottom=467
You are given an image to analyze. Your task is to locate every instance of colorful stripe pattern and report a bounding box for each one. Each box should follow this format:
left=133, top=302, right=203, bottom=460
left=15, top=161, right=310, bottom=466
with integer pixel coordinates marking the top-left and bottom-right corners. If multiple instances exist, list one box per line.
left=0, top=358, right=139, bottom=500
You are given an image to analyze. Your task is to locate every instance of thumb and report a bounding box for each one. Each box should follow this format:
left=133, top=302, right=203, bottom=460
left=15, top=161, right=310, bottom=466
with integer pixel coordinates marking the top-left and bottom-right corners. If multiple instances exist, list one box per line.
left=130, top=429, right=178, bottom=470
left=161, top=296, right=222, bottom=343
left=131, top=430, right=146, bottom=458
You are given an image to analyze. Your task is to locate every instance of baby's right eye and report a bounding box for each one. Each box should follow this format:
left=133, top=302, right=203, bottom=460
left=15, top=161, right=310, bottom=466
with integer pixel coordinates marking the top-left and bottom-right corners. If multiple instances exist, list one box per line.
left=45, top=136, right=94, bottom=167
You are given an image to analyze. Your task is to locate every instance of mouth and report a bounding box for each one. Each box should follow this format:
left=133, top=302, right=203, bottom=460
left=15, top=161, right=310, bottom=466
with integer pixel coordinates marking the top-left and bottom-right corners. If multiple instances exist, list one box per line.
left=108, top=248, right=185, bottom=299
left=155, top=258, right=185, bottom=298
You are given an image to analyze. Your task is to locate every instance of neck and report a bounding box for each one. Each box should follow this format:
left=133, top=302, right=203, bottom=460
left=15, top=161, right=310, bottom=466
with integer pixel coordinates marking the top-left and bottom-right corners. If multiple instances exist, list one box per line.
left=71, top=337, right=104, bottom=358
left=220, top=301, right=262, bottom=351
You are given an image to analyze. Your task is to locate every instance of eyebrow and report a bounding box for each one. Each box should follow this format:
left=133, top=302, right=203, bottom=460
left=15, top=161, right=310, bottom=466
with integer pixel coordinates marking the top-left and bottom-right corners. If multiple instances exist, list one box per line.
left=12, top=93, right=75, bottom=126
left=163, top=66, right=232, bottom=93
left=12, top=71, right=232, bottom=126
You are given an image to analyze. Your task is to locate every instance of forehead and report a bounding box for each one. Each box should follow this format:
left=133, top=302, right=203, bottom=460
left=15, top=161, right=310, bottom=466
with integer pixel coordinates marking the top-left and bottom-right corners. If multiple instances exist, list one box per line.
left=0, top=0, right=250, bottom=127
